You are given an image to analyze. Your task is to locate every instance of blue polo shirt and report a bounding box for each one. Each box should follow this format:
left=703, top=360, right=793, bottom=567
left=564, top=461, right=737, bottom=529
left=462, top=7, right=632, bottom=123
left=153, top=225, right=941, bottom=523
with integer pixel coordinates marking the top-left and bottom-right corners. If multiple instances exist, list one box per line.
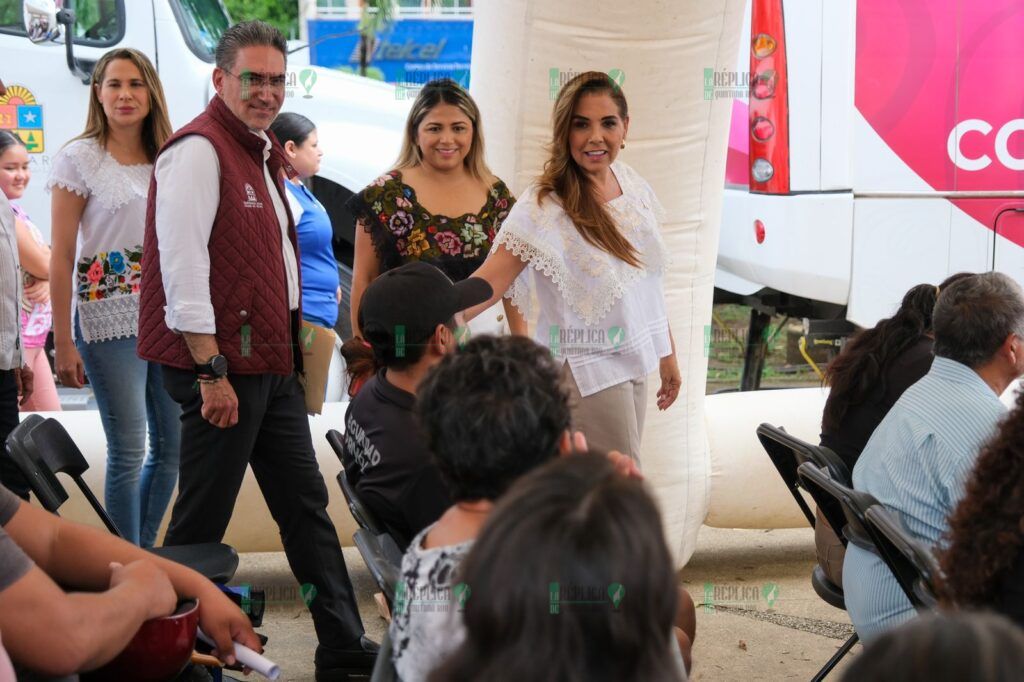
left=287, top=181, right=340, bottom=329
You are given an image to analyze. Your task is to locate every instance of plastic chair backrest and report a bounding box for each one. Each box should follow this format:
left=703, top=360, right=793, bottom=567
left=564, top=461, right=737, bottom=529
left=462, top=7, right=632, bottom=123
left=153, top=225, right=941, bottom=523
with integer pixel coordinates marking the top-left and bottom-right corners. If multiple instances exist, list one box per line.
left=797, top=463, right=877, bottom=552
left=864, top=505, right=938, bottom=610
left=756, top=423, right=817, bottom=526
left=24, top=418, right=122, bottom=536
left=326, top=429, right=346, bottom=465
left=353, top=528, right=401, bottom=603
left=804, top=445, right=851, bottom=487
left=5, top=415, right=68, bottom=511
left=336, top=470, right=386, bottom=537
left=796, top=463, right=850, bottom=548
left=25, top=417, right=92, bottom=478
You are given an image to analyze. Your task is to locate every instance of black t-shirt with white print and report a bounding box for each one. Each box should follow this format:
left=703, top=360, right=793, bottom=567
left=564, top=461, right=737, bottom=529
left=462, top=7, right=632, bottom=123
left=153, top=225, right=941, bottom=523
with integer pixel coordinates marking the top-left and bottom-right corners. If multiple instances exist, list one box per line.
left=340, top=370, right=451, bottom=549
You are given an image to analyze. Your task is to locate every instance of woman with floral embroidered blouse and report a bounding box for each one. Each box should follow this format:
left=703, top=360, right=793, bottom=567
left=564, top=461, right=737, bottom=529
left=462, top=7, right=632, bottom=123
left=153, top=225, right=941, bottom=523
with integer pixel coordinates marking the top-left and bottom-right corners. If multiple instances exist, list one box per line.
left=48, top=49, right=179, bottom=547
left=466, top=72, right=681, bottom=462
left=347, top=79, right=522, bottom=340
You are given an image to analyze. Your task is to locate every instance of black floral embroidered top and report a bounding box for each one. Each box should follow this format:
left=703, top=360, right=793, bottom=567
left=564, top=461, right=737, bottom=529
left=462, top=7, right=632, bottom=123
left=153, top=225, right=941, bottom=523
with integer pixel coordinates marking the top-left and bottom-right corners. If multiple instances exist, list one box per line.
left=347, top=170, right=515, bottom=282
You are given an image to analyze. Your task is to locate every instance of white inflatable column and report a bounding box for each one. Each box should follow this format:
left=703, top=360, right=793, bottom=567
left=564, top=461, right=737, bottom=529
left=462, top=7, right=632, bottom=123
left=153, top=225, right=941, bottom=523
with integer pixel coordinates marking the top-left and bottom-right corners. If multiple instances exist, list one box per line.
left=471, top=0, right=744, bottom=566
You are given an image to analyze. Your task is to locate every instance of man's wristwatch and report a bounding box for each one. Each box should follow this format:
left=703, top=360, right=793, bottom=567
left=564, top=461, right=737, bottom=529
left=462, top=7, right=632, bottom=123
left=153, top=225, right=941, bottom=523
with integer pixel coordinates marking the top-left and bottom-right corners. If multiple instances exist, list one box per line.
left=194, top=354, right=228, bottom=380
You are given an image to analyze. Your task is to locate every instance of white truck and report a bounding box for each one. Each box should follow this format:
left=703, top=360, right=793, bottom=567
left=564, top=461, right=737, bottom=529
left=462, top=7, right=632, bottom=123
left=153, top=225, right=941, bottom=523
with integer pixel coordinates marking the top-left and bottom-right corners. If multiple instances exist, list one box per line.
left=2, top=0, right=411, bottom=338
left=715, top=0, right=1024, bottom=385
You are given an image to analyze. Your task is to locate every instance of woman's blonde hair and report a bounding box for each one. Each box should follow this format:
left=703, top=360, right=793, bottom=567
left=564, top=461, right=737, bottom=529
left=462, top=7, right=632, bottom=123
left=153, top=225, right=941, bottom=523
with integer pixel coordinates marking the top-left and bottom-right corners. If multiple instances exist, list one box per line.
left=394, top=79, right=494, bottom=183
left=73, top=48, right=172, bottom=162
left=538, top=71, right=640, bottom=268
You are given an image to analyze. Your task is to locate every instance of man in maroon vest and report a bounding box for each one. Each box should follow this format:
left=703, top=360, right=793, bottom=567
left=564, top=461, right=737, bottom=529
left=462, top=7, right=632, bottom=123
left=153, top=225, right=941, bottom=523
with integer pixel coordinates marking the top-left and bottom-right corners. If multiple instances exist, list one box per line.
left=137, top=21, right=376, bottom=679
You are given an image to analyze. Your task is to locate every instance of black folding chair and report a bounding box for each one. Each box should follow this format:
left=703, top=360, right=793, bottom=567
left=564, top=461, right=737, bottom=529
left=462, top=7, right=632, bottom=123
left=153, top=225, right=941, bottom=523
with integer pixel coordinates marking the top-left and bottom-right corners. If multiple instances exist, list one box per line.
left=6, top=417, right=238, bottom=584
left=354, top=528, right=402, bottom=606
left=327, top=430, right=406, bottom=610
left=327, top=430, right=387, bottom=533
left=756, top=424, right=818, bottom=525
left=757, top=424, right=852, bottom=521
left=797, top=463, right=923, bottom=610
left=757, top=425, right=858, bottom=680
left=865, top=505, right=941, bottom=610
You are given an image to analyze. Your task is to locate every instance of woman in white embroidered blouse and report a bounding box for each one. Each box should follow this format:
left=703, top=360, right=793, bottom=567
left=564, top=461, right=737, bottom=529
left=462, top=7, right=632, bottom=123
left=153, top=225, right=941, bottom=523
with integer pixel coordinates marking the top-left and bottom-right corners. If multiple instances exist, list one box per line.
left=467, top=71, right=681, bottom=461
left=48, top=49, right=178, bottom=547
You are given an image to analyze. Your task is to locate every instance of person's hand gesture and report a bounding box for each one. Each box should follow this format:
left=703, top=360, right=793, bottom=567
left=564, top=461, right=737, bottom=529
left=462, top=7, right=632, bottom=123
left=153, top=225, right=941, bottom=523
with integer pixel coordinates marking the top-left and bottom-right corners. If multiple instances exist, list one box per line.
left=195, top=583, right=262, bottom=666
left=24, top=277, right=50, bottom=305
left=55, top=343, right=86, bottom=388
left=200, top=378, right=239, bottom=428
left=657, top=354, right=682, bottom=410
left=15, top=364, right=34, bottom=406
left=109, top=560, right=177, bottom=621
left=606, top=449, right=643, bottom=479
left=564, top=431, right=642, bottom=479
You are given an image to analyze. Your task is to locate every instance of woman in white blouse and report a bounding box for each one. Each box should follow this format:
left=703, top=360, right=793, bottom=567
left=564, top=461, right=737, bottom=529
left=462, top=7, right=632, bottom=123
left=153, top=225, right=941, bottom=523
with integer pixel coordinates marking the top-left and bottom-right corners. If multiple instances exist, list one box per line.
left=48, top=49, right=178, bottom=547
left=468, top=71, right=680, bottom=461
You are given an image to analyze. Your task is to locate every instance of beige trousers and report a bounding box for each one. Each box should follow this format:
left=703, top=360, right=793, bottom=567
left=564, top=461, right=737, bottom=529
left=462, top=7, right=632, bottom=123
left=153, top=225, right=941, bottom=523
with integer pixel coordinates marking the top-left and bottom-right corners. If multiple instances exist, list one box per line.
left=563, top=365, right=648, bottom=463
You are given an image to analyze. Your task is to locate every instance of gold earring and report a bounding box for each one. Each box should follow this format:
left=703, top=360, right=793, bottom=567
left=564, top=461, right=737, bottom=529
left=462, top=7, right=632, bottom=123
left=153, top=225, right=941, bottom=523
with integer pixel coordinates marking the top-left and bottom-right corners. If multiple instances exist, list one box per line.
left=621, top=142, right=626, bottom=150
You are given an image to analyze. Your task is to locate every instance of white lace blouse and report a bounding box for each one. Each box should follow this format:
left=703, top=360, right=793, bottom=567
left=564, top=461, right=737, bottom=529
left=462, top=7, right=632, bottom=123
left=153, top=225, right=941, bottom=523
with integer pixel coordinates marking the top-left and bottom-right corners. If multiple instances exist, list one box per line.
left=493, top=161, right=672, bottom=397
left=47, top=138, right=152, bottom=343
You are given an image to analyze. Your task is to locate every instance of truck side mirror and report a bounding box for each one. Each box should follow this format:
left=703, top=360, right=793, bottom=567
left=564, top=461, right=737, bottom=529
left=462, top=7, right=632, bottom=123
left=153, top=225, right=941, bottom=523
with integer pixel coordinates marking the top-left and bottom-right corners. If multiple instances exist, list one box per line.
left=23, top=0, right=64, bottom=44
left=22, top=0, right=91, bottom=83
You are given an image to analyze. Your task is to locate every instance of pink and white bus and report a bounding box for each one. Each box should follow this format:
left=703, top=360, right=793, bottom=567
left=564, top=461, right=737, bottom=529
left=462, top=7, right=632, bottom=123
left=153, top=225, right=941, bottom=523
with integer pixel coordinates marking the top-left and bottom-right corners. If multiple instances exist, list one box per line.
left=717, top=0, right=1024, bottom=336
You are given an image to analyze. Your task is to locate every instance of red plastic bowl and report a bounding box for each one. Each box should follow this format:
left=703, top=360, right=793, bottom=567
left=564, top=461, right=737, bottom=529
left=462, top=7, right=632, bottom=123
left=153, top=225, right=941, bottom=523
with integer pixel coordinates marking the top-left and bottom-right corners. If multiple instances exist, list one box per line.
left=83, top=599, right=199, bottom=682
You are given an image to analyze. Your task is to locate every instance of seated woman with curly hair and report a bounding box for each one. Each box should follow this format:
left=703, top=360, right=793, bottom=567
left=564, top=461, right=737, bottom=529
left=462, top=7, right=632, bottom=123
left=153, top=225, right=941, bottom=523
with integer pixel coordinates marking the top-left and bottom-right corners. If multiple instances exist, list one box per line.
left=938, top=389, right=1024, bottom=627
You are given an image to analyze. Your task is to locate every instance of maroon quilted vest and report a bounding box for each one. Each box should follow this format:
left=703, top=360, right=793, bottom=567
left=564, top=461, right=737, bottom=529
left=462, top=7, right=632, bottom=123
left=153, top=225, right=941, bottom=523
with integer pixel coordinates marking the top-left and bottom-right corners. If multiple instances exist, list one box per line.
left=137, top=96, right=301, bottom=375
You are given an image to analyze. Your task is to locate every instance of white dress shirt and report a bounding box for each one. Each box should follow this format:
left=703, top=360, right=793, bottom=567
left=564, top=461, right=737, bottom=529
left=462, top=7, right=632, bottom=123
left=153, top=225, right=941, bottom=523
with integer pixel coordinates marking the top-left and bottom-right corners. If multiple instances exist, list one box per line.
left=155, top=132, right=299, bottom=334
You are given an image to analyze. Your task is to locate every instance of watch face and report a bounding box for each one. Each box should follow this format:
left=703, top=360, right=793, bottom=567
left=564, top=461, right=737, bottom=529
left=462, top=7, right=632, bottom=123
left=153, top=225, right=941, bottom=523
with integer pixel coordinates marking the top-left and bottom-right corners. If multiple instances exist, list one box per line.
left=211, top=355, right=228, bottom=376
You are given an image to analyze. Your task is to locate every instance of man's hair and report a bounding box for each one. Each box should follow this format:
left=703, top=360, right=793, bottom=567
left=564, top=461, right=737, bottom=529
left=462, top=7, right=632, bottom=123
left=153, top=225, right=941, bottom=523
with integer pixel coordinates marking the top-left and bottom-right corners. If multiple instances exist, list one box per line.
left=416, top=335, right=571, bottom=501
left=933, top=272, right=1024, bottom=368
left=215, top=20, right=287, bottom=71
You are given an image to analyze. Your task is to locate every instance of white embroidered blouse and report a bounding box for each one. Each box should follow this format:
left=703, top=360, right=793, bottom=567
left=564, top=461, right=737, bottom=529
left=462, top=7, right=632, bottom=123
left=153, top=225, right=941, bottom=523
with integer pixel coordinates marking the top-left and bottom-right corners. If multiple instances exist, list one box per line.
left=47, top=138, right=152, bottom=343
left=493, top=161, right=672, bottom=397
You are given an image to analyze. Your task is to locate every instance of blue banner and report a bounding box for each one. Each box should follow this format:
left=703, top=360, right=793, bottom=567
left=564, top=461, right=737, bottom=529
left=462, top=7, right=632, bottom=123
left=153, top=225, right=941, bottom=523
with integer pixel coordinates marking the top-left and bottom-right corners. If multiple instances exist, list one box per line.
left=307, top=18, right=473, bottom=88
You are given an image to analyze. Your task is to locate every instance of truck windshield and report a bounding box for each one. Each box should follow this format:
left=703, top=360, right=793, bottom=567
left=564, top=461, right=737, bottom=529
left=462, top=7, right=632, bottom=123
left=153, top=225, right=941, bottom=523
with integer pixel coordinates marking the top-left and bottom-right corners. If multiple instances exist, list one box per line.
left=172, top=0, right=230, bottom=62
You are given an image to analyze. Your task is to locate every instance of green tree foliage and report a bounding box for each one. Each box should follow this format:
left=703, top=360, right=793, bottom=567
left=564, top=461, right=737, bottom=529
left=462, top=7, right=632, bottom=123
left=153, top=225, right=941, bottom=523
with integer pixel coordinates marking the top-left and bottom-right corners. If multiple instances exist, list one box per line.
left=223, top=0, right=299, bottom=39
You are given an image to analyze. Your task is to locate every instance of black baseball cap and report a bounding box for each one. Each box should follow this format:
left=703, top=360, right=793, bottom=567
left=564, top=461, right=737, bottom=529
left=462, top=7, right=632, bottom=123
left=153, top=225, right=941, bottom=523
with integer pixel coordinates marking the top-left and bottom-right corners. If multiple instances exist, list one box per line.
left=359, top=262, right=493, bottom=352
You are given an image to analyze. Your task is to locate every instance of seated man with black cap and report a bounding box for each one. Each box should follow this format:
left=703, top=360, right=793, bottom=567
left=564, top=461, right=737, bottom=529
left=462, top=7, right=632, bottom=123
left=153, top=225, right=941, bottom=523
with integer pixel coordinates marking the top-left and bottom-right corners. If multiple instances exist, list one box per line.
left=340, top=262, right=492, bottom=549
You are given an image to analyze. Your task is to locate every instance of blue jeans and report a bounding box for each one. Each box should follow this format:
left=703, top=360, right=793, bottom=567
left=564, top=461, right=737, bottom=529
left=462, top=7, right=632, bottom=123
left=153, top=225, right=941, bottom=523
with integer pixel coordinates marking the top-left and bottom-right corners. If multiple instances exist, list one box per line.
left=76, top=321, right=181, bottom=547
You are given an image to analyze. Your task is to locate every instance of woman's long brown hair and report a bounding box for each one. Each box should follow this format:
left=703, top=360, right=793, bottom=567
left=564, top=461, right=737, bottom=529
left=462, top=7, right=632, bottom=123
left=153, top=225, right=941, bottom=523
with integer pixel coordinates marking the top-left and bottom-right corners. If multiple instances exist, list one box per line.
left=537, top=71, right=641, bottom=268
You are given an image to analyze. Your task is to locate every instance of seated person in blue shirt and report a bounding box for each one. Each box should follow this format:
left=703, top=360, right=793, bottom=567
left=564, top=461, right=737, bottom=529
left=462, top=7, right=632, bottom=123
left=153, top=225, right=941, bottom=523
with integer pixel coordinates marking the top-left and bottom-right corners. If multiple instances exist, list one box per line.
left=338, top=262, right=492, bottom=548
left=843, top=272, right=1024, bottom=640
left=270, top=112, right=341, bottom=331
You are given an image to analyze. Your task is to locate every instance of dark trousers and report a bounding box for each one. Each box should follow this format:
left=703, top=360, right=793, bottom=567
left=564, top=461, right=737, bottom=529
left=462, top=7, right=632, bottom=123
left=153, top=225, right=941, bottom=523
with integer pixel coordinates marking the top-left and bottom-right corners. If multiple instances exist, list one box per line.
left=0, top=369, right=30, bottom=499
left=162, top=367, right=365, bottom=649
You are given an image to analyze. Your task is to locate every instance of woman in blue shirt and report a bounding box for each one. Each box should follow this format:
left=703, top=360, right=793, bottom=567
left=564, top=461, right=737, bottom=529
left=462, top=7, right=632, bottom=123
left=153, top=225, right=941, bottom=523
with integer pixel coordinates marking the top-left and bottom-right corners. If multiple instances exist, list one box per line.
left=270, top=112, right=341, bottom=329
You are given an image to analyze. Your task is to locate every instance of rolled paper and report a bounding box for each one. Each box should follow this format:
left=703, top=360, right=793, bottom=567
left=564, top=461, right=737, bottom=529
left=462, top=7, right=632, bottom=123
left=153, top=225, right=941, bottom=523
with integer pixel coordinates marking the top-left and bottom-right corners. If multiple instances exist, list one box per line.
left=197, top=628, right=281, bottom=681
